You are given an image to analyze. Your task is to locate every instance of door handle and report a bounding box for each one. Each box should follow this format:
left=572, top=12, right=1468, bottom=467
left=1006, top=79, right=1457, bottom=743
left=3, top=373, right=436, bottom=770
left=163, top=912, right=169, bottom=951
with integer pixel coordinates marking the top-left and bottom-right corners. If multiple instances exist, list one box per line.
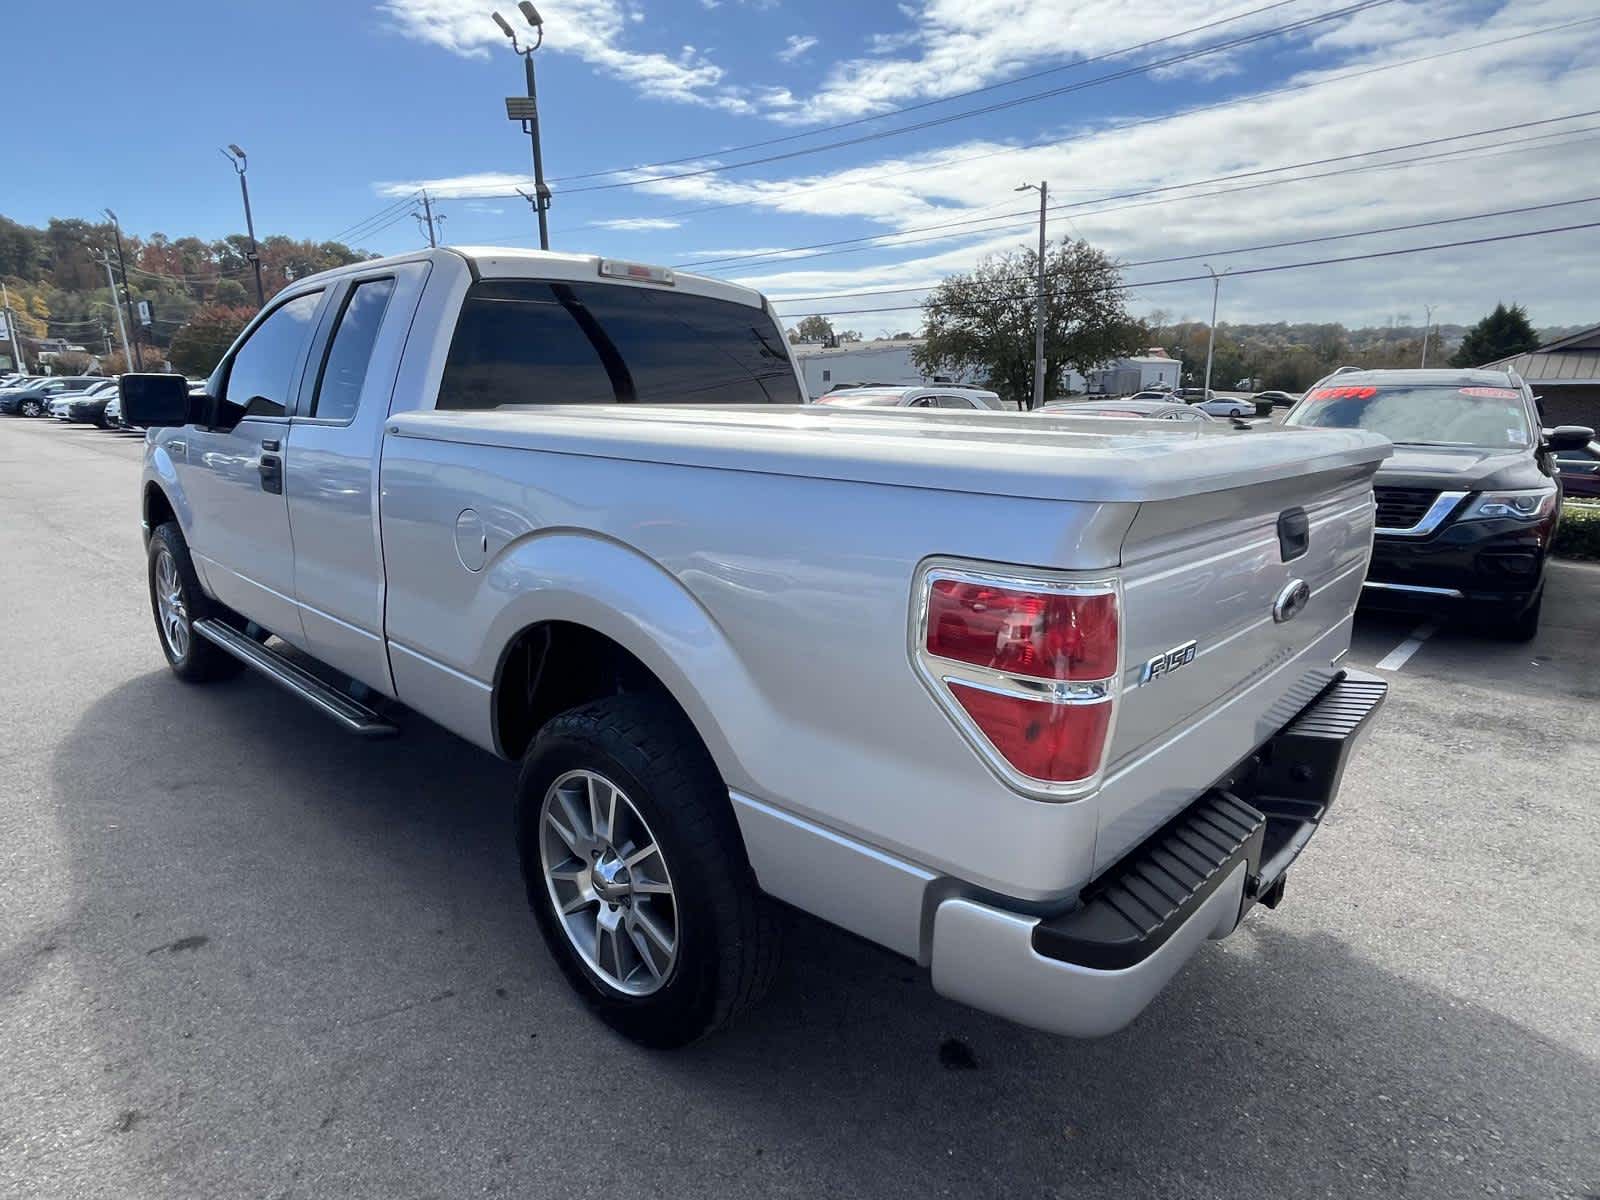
left=259, top=453, right=283, bottom=495
left=261, top=438, right=281, bottom=452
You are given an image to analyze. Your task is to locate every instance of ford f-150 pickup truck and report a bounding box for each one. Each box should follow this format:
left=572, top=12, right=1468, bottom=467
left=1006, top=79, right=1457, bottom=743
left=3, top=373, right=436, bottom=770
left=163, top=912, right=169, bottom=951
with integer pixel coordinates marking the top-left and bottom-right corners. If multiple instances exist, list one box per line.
left=121, top=247, right=1390, bottom=1048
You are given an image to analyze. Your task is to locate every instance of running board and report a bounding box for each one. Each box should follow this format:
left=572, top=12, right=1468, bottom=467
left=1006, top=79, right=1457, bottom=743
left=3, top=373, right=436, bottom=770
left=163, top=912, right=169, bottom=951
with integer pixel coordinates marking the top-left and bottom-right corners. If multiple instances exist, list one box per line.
left=192, top=619, right=397, bottom=737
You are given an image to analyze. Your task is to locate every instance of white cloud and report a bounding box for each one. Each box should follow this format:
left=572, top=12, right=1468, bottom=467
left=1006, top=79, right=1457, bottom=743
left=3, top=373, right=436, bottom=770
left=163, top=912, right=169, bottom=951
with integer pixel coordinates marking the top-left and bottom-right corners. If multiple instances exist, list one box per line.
left=777, top=34, right=819, bottom=62
left=379, top=0, right=754, bottom=112
left=589, top=216, right=684, bottom=230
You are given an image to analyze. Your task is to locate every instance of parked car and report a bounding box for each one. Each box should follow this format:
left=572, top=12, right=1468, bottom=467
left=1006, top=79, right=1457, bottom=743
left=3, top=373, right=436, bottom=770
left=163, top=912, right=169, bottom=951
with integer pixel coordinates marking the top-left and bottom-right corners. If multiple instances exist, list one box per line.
left=48, top=379, right=117, bottom=422
left=813, top=385, right=1006, bottom=410
left=1125, top=389, right=1175, bottom=401
left=1194, top=395, right=1256, bottom=418
left=1174, top=387, right=1215, bottom=403
left=1256, top=390, right=1299, bottom=408
left=1554, top=436, right=1600, bottom=499
left=104, top=392, right=124, bottom=428
left=1284, top=367, right=1593, bottom=639
left=0, top=376, right=104, bottom=417
left=67, top=387, right=119, bottom=428
left=1039, top=399, right=1216, bottom=422
left=121, top=246, right=1390, bottom=1048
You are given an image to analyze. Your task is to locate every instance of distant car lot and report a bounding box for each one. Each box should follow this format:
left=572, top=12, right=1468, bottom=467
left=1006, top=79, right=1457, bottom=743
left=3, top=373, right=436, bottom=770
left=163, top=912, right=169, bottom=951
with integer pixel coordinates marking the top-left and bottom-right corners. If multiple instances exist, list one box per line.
left=2, top=417, right=1596, bottom=1200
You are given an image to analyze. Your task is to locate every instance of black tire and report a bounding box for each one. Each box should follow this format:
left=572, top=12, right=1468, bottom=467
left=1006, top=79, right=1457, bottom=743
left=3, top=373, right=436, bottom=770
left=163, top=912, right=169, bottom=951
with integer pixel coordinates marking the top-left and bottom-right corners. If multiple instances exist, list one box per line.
left=20, top=399, right=44, bottom=418
left=515, top=693, right=781, bottom=1048
left=147, top=523, right=244, bottom=683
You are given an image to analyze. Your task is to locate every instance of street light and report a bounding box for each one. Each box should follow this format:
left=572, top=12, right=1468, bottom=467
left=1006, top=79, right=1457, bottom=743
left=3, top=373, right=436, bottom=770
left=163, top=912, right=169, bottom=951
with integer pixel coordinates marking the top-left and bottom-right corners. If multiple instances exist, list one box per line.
left=221, top=144, right=266, bottom=307
left=1016, top=180, right=1048, bottom=409
left=495, top=4, right=552, bottom=250
left=1201, top=263, right=1230, bottom=401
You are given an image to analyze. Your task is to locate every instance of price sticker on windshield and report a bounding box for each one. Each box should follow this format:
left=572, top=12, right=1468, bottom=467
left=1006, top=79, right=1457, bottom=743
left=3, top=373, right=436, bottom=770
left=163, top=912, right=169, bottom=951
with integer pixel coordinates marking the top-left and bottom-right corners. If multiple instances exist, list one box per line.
left=1306, top=385, right=1377, bottom=401
left=1459, top=386, right=1521, bottom=399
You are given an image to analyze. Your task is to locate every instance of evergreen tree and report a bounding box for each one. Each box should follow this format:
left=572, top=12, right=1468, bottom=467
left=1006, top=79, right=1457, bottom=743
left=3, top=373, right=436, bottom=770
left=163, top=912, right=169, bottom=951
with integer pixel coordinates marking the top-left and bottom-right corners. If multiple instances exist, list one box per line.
left=1450, top=302, right=1540, bottom=367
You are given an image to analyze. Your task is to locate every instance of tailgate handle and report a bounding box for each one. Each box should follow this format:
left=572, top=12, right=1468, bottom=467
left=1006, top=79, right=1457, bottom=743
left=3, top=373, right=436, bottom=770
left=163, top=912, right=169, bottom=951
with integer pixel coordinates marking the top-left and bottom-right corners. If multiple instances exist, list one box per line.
left=1277, top=508, right=1309, bottom=562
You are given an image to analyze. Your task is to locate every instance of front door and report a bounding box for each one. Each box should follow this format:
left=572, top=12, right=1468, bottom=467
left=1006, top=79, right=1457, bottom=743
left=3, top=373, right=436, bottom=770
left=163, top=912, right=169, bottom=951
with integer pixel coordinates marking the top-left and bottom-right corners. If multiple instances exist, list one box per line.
left=182, top=289, right=326, bottom=644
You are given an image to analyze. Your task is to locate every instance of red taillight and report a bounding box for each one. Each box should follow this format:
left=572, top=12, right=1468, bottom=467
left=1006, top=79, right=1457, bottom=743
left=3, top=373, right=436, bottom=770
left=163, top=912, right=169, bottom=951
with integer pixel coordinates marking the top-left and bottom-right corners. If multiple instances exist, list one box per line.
left=916, top=568, right=1119, bottom=794
left=926, top=579, right=1117, bottom=680
left=948, top=684, right=1112, bottom=783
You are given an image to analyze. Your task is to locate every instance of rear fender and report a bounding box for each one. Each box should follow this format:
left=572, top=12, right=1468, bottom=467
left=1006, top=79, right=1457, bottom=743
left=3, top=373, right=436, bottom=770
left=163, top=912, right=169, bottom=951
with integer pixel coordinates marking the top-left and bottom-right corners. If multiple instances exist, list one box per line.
left=476, top=530, right=772, bottom=791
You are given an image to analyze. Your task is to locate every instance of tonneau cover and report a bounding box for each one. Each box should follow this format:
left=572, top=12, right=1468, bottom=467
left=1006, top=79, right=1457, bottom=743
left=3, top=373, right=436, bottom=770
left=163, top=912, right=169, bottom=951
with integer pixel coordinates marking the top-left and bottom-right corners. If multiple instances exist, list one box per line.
left=388, top=404, right=1391, bottom=504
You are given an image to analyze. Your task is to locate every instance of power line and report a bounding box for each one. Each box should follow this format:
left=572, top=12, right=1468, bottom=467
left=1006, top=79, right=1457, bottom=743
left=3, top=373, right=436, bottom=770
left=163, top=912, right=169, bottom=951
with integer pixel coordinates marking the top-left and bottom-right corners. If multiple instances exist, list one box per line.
left=679, top=109, right=1600, bottom=270
left=461, top=0, right=1396, bottom=201
left=625, top=14, right=1600, bottom=229
left=545, top=0, right=1313, bottom=186
left=326, top=190, right=421, bottom=243
left=767, top=193, right=1600, bottom=305
left=771, top=220, right=1600, bottom=319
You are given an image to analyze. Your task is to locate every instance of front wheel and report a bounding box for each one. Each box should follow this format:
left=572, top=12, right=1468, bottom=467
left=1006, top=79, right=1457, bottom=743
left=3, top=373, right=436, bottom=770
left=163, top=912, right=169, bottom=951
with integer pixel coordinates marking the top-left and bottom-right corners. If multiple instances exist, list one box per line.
left=515, top=693, right=781, bottom=1048
left=20, top=399, right=44, bottom=418
left=147, top=523, right=244, bottom=682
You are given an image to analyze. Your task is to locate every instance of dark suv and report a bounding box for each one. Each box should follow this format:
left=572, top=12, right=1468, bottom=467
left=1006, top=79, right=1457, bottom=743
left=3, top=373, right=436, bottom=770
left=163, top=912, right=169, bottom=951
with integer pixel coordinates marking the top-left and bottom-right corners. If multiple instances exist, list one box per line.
left=1284, top=367, right=1593, bottom=640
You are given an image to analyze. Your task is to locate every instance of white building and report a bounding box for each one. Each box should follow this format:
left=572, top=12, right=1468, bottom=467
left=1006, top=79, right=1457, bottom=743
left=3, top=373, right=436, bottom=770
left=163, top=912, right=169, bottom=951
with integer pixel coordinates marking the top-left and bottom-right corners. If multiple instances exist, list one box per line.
left=792, top=337, right=1087, bottom=401
left=1084, top=349, right=1183, bottom=396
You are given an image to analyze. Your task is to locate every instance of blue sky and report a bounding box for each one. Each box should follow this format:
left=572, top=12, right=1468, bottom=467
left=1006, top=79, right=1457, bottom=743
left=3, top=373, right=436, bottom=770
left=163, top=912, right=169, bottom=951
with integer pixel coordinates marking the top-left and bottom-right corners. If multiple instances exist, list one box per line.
left=8, top=0, right=1600, bottom=332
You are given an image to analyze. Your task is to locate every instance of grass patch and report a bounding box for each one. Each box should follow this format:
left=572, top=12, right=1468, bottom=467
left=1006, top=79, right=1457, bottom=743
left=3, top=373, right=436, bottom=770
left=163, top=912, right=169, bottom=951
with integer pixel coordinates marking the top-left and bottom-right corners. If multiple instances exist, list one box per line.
left=1554, top=501, right=1600, bottom=561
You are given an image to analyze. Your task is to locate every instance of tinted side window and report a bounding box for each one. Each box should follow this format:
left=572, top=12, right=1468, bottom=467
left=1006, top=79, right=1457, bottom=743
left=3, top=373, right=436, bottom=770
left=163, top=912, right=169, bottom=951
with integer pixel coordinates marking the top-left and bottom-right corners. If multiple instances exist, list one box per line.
left=437, top=279, right=801, bottom=410
left=311, top=278, right=395, bottom=421
left=223, top=291, right=322, bottom=417
left=935, top=395, right=976, bottom=409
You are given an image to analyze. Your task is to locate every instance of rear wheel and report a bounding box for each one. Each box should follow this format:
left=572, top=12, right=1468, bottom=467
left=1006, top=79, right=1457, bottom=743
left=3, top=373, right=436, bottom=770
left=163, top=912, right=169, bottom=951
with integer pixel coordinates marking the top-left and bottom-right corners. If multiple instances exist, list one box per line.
left=147, top=523, right=244, bottom=682
left=20, top=399, right=44, bottom=418
left=515, top=693, right=781, bottom=1048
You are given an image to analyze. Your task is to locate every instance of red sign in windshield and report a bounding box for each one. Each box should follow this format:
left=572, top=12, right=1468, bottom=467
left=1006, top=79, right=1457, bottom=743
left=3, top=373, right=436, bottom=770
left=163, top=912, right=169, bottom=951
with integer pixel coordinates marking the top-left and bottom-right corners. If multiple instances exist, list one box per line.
left=1457, top=386, right=1521, bottom=399
left=1306, top=385, right=1377, bottom=401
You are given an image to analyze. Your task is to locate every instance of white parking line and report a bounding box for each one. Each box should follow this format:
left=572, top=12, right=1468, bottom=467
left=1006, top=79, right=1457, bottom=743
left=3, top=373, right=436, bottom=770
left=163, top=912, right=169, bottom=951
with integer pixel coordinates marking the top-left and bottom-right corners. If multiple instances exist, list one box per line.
left=1374, top=621, right=1438, bottom=672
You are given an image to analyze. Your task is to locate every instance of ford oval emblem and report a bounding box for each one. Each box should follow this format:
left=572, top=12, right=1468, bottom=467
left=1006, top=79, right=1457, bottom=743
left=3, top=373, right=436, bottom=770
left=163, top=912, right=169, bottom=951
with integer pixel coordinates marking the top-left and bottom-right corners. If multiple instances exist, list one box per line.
left=1273, top=579, right=1311, bottom=623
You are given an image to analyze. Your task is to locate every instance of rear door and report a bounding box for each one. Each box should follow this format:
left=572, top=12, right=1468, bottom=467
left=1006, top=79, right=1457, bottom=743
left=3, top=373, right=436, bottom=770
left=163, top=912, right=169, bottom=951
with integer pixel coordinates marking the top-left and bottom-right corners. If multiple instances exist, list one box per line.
left=183, top=289, right=326, bottom=642
left=284, top=262, right=430, bottom=694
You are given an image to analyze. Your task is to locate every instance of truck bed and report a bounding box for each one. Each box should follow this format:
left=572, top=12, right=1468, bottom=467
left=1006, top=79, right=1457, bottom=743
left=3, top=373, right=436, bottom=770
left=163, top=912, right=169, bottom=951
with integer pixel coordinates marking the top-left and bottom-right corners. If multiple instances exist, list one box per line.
left=387, top=403, right=1389, bottom=505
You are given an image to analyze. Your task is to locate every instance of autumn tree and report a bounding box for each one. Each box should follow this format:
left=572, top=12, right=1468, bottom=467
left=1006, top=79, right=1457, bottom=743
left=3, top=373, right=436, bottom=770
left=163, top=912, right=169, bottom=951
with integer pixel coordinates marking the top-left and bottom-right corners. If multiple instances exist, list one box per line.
left=167, top=304, right=255, bottom=376
left=1451, top=302, right=1540, bottom=367
left=915, top=237, right=1144, bottom=408
left=792, top=315, right=834, bottom=343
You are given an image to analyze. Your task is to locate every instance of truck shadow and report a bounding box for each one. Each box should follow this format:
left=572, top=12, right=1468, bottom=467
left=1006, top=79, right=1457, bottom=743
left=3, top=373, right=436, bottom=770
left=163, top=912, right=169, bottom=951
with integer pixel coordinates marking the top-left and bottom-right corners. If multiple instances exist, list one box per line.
left=43, top=670, right=1600, bottom=1200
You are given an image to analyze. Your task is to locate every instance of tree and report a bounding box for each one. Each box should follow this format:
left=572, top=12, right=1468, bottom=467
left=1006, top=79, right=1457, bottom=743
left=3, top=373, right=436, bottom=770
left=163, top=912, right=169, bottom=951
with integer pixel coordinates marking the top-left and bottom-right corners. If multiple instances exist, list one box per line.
left=167, top=304, right=255, bottom=376
left=792, top=315, right=834, bottom=343
left=1451, top=302, right=1540, bottom=367
left=915, top=237, right=1144, bottom=408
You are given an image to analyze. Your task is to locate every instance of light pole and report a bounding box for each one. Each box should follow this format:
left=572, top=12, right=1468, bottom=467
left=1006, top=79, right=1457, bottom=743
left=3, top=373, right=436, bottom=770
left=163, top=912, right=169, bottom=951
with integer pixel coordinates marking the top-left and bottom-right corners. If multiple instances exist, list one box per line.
left=1202, top=263, right=1229, bottom=400
left=497, top=4, right=552, bottom=250
left=103, top=209, right=143, bottom=371
left=222, top=145, right=266, bottom=307
left=1015, top=180, right=1048, bottom=409
left=1420, top=303, right=1435, bottom=367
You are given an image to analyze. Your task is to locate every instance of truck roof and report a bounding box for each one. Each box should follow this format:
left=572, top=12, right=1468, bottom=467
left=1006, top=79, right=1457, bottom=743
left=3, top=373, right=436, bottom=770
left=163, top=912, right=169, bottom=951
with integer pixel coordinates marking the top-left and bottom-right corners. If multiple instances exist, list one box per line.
left=294, top=246, right=765, bottom=310
left=1313, top=367, right=1519, bottom=388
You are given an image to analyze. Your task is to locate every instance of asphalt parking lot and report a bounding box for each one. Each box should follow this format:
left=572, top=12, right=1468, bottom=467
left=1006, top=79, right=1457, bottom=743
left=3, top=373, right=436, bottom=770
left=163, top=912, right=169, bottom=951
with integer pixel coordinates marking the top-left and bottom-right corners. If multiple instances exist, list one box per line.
left=2, top=417, right=1597, bottom=1200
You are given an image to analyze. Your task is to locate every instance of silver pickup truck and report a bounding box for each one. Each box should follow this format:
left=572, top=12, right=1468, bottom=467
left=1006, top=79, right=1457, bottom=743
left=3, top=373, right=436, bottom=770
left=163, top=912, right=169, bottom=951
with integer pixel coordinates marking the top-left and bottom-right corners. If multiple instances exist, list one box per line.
left=122, top=247, right=1390, bottom=1048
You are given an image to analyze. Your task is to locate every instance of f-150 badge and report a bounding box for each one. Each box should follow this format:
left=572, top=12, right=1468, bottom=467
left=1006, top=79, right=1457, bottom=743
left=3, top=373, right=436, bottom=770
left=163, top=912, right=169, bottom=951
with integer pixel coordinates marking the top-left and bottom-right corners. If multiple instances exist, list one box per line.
left=1139, top=639, right=1197, bottom=685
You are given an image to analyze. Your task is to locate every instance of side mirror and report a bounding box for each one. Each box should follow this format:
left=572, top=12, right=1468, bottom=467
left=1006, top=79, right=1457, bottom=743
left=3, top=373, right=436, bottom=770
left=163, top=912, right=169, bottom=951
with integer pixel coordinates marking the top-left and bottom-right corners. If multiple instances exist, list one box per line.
left=120, top=373, right=204, bottom=428
left=1543, top=425, right=1595, bottom=453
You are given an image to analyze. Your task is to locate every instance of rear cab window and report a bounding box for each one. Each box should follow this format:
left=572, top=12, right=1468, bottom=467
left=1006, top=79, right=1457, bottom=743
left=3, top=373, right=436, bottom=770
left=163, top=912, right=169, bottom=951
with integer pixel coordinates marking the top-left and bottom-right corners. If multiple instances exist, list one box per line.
left=309, top=278, right=396, bottom=422
left=436, top=280, right=801, bottom=410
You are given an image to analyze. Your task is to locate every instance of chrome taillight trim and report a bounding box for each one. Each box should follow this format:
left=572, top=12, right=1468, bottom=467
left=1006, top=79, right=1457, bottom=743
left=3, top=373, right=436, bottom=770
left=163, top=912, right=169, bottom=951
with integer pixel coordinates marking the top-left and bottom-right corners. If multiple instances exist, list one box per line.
left=909, top=559, right=1123, bottom=802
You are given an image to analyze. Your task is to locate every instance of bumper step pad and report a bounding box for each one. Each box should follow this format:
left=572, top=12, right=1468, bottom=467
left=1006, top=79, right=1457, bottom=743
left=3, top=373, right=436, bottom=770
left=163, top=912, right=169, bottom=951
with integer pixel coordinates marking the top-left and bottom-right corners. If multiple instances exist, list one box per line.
left=1031, top=669, right=1388, bottom=971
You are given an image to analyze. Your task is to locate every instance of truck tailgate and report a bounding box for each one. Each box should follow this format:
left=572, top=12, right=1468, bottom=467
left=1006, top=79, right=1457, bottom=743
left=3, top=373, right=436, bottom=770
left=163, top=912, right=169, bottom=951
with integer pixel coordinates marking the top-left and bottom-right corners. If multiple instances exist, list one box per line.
left=1093, top=463, right=1380, bottom=873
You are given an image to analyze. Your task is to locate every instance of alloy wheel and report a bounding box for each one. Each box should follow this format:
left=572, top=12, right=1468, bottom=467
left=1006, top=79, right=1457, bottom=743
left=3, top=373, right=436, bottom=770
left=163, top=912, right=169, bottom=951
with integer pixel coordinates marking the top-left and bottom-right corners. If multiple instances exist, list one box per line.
left=538, top=768, right=678, bottom=996
left=154, top=547, right=190, bottom=661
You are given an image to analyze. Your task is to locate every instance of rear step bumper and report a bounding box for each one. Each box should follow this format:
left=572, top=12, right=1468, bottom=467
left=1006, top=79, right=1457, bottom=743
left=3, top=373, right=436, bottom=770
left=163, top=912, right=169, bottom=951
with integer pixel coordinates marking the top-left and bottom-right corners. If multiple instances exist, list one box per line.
left=929, top=669, right=1386, bottom=1037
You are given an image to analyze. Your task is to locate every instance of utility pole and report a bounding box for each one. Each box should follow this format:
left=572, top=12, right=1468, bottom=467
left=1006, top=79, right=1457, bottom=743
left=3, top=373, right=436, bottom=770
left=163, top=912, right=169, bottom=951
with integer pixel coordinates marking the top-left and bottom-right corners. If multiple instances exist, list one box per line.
left=1202, top=263, right=1229, bottom=401
left=1, top=281, right=30, bottom=375
left=222, top=145, right=267, bottom=307
left=93, top=253, right=134, bottom=369
left=1420, top=303, right=1435, bottom=368
left=414, top=190, right=441, bottom=247
left=1015, top=180, right=1048, bottom=409
left=496, top=5, right=552, bottom=250
left=103, top=211, right=143, bottom=370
